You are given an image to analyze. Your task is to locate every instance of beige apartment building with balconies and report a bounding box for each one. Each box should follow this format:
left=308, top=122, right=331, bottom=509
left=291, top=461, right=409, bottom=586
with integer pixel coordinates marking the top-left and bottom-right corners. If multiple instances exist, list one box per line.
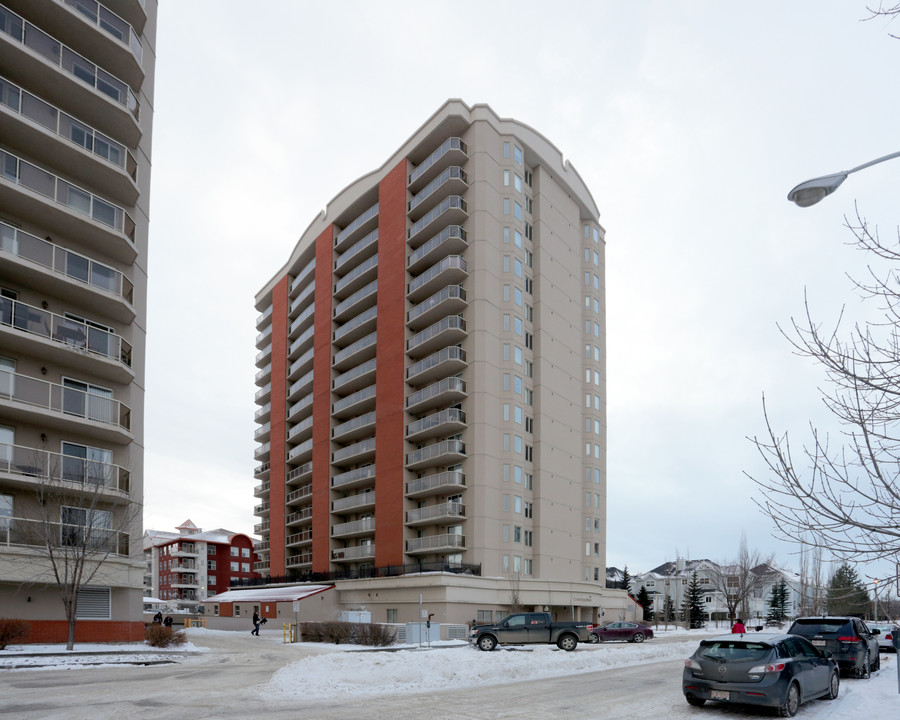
left=0, top=0, right=155, bottom=642
left=251, top=101, right=630, bottom=625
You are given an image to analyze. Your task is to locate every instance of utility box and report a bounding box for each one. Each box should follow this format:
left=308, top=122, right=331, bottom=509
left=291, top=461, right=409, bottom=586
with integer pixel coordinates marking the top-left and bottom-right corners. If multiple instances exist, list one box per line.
left=405, top=622, right=439, bottom=643
left=339, top=610, right=372, bottom=623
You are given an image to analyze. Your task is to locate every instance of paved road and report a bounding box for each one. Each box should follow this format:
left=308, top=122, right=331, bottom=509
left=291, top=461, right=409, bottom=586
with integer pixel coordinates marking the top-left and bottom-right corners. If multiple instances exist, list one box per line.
left=0, top=631, right=711, bottom=720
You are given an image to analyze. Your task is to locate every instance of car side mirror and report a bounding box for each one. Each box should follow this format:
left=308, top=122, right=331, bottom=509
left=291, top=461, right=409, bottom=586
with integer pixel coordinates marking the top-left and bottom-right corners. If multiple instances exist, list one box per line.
left=822, top=651, right=833, bottom=658
left=871, top=629, right=880, bottom=635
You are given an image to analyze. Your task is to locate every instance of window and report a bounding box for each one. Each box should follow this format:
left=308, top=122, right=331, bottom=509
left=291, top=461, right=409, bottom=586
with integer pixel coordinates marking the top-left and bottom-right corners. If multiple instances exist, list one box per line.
left=231, top=547, right=239, bottom=556
left=514, top=496, right=523, bottom=514
left=514, top=146, right=522, bottom=165
left=503, top=169, right=510, bottom=186
left=503, top=198, right=510, bottom=215
left=387, top=609, right=398, bottom=623
left=62, top=378, right=114, bottom=424
left=524, top=558, right=533, bottom=575
left=502, top=524, right=509, bottom=542
left=514, top=526, right=522, bottom=543
left=209, top=575, right=216, bottom=586
left=60, top=506, right=111, bottom=548
left=230, top=562, right=239, bottom=571
left=514, top=174, right=523, bottom=192
left=514, top=202, right=523, bottom=220
left=524, top=530, right=532, bottom=547
left=242, top=548, right=250, bottom=558
left=524, top=502, right=532, bottom=518
left=502, top=494, right=510, bottom=512
left=207, top=545, right=217, bottom=555
left=241, top=562, right=250, bottom=572
left=62, top=442, right=113, bottom=486
left=208, top=560, right=216, bottom=570
left=503, top=142, right=510, bottom=159
left=0, top=493, right=11, bottom=532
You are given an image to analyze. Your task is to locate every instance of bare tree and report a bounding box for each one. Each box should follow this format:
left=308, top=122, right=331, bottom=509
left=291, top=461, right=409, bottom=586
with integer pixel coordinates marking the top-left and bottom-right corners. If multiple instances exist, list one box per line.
left=507, top=568, right=524, bottom=614
left=749, top=207, right=900, bottom=573
left=704, top=535, right=773, bottom=623
left=11, top=450, right=140, bottom=650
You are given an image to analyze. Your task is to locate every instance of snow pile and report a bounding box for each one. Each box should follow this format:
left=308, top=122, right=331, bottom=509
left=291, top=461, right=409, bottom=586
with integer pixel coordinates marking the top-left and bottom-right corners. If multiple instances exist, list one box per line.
left=265, top=639, right=700, bottom=699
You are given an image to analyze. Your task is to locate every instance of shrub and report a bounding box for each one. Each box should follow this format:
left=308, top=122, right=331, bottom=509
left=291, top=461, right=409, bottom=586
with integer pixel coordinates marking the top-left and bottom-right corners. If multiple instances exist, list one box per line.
left=144, top=623, right=187, bottom=648
left=297, top=621, right=396, bottom=646
left=0, top=618, right=30, bottom=649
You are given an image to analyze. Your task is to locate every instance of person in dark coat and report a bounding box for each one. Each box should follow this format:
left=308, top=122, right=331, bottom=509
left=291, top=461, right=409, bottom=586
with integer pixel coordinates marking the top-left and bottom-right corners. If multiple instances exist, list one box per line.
left=251, top=610, right=261, bottom=636
left=153, top=611, right=163, bottom=624
left=163, top=616, right=173, bottom=628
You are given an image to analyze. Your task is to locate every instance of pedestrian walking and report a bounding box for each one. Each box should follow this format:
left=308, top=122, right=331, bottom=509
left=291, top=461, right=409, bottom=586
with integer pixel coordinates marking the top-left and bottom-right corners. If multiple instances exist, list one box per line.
left=153, top=611, right=163, bottom=624
left=251, top=610, right=261, bottom=636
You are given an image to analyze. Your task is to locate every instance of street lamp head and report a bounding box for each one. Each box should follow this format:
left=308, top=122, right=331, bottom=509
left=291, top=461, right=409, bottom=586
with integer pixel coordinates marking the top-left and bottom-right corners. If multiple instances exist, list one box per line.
left=787, top=172, right=848, bottom=207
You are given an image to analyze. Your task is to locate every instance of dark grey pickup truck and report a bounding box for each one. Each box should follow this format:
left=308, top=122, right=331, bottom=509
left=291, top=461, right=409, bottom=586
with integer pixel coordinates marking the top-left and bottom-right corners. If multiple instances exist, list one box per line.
left=469, top=612, right=594, bottom=651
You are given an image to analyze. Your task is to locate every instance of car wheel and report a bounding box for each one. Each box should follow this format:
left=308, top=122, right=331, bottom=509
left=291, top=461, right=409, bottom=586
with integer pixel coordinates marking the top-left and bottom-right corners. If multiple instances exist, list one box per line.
left=477, top=635, right=497, bottom=652
left=873, top=652, right=880, bottom=672
left=557, top=634, right=578, bottom=651
left=588, top=633, right=599, bottom=644
left=685, top=694, right=706, bottom=707
left=631, top=632, right=645, bottom=643
left=825, top=670, right=839, bottom=700
left=777, top=682, right=800, bottom=717
left=857, top=654, right=870, bottom=679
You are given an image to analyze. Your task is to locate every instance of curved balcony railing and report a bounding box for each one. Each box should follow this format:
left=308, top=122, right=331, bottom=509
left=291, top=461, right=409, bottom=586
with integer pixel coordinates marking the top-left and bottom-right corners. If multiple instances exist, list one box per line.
left=333, top=279, right=377, bottom=320
left=406, top=376, right=467, bottom=409
left=408, top=166, right=467, bottom=213
left=0, top=76, right=137, bottom=180
left=407, top=196, right=467, bottom=243
left=0, top=296, right=132, bottom=368
left=335, top=202, right=378, bottom=248
left=331, top=464, right=375, bottom=489
left=0, top=440, right=130, bottom=492
left=62, top=0, right=143, bottom=64
left=406, top=533, right=465, bottom=553
left=408, top=137, right=467, bottom=187
left=333, top=331, right=376, bottom=368
left=0, top=515, right=129, bottom=555
left=0, top=149, right=135, bottom=241
left=332, top=410, right=375, bottom=441
left=406, top=408, right=466, bottom=438
left=332, top=490, right=375, bottom=513
left=335, top=228, right=377, bottom=273
left=332, top=383, right=376, bottom=416
left=290, top=280, right=315, bottom=315
left=408, top=285, right=466, bottom=326
left=407, top=225, right=467, bottom=270
left=406, top=501, right=465, bottom=524
left=332, top=437, right=376, bottom=464
left=332, top=517, right=375, bottom=537
left=406, top=346, right=466, bottom=382
left=290, top=256, right=315, bottom=295
left=333, top=305, right=377, bottom=345
left=405, top=439, right=465, bottom=467
left=333, top=358, right=376, bottom=392
left=407, top=256, right=466, bottom=297
left=0, top=6, right=139, bottom=118
left=407, top=315, right=466, bottom=353
left=334, top=253, right=378, bottom=298
left=286, top=461, right=312, bottom=484
left=406, top=470, right=465, bottom=497
left=1, top=220, right=134, bottom=305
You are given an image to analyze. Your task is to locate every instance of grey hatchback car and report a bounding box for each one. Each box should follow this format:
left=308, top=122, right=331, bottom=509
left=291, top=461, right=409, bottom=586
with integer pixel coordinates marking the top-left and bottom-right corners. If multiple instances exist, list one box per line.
left=787, top=617, right=880, bottom=678
left=683, top=633, right=839, bottom=717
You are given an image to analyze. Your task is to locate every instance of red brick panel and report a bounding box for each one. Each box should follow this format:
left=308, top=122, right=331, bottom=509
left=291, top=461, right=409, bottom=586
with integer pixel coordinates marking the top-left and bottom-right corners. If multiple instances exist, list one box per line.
left=21, top=620, right=145, bottom=644
left=375, top=159, right=408, bottom=566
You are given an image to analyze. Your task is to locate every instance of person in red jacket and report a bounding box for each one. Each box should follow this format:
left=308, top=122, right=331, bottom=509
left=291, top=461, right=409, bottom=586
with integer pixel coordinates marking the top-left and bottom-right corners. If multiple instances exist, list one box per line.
left=731, top=618, right=747, bottom=634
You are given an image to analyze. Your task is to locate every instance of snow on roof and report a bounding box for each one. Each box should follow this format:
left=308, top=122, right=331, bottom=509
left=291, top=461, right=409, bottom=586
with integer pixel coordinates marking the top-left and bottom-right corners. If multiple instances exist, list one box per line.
left=203, top=585, right=334, bottom=604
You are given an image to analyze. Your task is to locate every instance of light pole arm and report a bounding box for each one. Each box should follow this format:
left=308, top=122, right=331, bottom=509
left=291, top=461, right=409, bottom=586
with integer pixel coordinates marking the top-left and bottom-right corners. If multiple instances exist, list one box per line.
left=787, top=150, right=900, bottom=207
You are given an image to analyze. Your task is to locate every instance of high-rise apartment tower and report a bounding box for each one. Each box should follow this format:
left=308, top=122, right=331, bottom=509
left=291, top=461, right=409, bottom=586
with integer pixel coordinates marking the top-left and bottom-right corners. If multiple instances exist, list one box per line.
left=253, top=101, right=616, bottom=620
left=0, top=0, right=156, bottom=642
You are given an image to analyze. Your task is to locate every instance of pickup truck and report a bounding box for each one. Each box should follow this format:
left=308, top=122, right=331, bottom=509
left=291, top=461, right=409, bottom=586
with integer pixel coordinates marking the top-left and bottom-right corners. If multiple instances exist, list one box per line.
left=469, top=612, right=594, bottom=651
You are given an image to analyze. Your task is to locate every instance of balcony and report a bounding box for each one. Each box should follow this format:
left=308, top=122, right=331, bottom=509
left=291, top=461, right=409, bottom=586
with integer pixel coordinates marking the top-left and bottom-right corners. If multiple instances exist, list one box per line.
left=286, top=507, right=313, bottom=526
left=407, top=225, right=467, bottom=275
left=254, top=560, right=269, bottom=573
left=406, top=315, right=466, bottom=358
left=0, top=369, right=132, bottom=441
left=406, top=376, right=467, bottom=413
left=332, top=410, right=375, bottom=442
left=287, top=437, right=312, bottom=465
left=333, top=305, right=377, bottom=347
left=255, top=344, right=271, bottom=367
left=332, top=489, right=375, bottom=514
left=408, top=166, right=468, bottom=220
left=255, top=363, right=271, bottom=384
left=406, top=408, right=466, bottom=442
left=332, top=437, right=376, bottom=467
left=334, top=253, right=378, bottom=300
left=287, top=415, right=313, bottom=444
left=0, top=75, right=138, bottom=205
left=406, top=347, right=467, bottom=387
left=254, top=500, right=270, bottom=517
left=253, top=461, right=270, bottom=480
left=0, top=440, right=130, bottom=497
left=406, top=501, right=465, bottom=527
left=0, top=298, right=133, bottom=380
left=405, top=439, right=466, bottom=470
left=407, top=196, right=467, bottom=246
left=287, top=392, right=312, bottom=423
left=331, top=517, right=375, bottom=539
left=331, top=464, right=375, bottom=491
left=286, top=461, right=312, bottom=486
left=287, top=371, right=313, bottom=402
left=0, top=5, right=140, bottom=143
left=286, top=553, right=312, bottom=569
left=333, top=358, right=376, bottom=394
left=407, top=285, right=466, bottom=331
left=405, top=533, right=465, bottom=555
left=255, top=324, right=272, bottom=349
left=0, top=515, right=129, bottom=555
left=253, top=480, right=269, bottom=498
left=254, top=402, right=270, bottom=423
left=253, top=442, right=270, bottom=461
left=406, top=470, right=465, bottom=499
left=1, top=221, right=135, bottom=322
left=333, top=279, right=377, bottom=322
left=289, top=256, right=315, bottom=297
left=172, top=543, right=197, bottom=557
left=332, top=383, right=376, bottom=420
left=408, top=137, right=468, bottom=192
left=332, top=331, right=377, bottom=372
left=286, top=483, right=312, bottom=506
left=287, top=347, right=314, bottom=381
left=334, top=202, right=378, bottom=253
left=254, top=383, right=271, bottom=404
left=334, top=228, right=377, bottom=275
left=253, top=422, right=270, bottom=444
left=288, top=325, right=314, bottom=360
left=331, top=544, right=375, bottom=562
left=286, top=529, right=312, bottom=547
left=255, top=304, right=272, bottom=330
left=254, top=520, right=270, bottom=534
left=407, top=256, right=467, bottom=302
left=288, top=302, right=314, bottom=340
left=289, top=281, right=314, bottom=316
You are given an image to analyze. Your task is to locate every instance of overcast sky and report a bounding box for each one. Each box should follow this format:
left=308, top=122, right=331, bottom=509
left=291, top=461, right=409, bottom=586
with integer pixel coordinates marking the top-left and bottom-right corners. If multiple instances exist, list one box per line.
left=144, top=1, right=899, bottom=588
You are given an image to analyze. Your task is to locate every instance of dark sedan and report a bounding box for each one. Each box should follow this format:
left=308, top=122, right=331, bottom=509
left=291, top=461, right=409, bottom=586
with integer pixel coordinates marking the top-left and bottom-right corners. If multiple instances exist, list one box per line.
left=787, top=616, right=880, bottom=678
left=589, top=621, right=653, bottom=643
left=683, top=633, right=839, bottom=717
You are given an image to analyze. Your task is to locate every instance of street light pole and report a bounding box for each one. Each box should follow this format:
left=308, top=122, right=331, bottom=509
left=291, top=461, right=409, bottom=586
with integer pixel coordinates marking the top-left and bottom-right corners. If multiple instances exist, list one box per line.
left=787, top=150, right=900, bottom=207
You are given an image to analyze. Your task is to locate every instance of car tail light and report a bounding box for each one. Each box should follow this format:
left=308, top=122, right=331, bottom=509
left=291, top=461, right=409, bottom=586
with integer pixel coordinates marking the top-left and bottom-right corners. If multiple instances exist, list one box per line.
left=586, top=625, right=594, bottom=632
left=838, top=636, right=860, bottom=643
left=886, top=633, right=893, bottom=641
left=749, top=662, right=786, bottom=673
left=685, top=659, right=701, bottom=670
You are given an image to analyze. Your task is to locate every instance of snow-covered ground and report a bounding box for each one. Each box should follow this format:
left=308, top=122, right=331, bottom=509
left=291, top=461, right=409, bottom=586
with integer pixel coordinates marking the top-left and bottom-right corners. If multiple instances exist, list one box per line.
left=2, top=626, right=897, bottom=716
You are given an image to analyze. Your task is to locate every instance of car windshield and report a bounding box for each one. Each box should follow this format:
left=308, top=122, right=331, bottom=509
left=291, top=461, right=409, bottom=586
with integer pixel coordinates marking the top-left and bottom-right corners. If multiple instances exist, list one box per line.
left=791, top=620, right=846, bottom=634
left=697, top=640, right=771, bottom=663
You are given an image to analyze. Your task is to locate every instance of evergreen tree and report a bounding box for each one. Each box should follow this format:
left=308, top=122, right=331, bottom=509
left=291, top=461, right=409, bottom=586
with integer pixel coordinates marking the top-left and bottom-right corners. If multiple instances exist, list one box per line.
left=826, top=563, right=871, bottom=616
left=635, top=585, right=654, bottom=621
left=681, top=571, right=706, bottom=627
left=766, top=579, right=790, bottom=624
left=663, top=594, right=676, bottom=622
left=621, top=565, right=632, bottom=595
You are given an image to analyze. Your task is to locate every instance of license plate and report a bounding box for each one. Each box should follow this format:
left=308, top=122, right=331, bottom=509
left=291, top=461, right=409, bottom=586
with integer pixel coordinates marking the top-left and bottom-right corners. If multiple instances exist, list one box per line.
left=711, top=690, right=730, bottom=700
left=812, top=640, right=826, bottom=647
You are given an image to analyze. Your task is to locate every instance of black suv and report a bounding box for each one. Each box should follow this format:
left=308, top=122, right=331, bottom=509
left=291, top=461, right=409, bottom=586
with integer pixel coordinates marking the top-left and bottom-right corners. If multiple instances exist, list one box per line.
left=787, top=617, right=880, bottom=678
